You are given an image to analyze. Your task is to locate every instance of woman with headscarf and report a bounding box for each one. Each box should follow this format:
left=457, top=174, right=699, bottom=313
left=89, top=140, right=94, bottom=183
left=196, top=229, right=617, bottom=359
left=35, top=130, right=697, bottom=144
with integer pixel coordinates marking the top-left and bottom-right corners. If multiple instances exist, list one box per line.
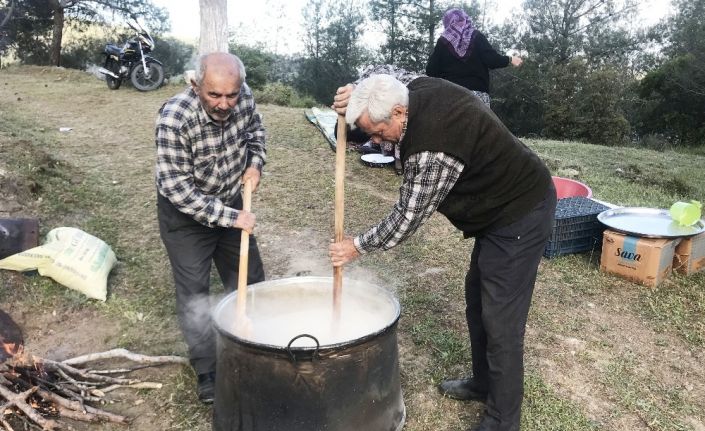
left=426, top=8, right=522, bottom=106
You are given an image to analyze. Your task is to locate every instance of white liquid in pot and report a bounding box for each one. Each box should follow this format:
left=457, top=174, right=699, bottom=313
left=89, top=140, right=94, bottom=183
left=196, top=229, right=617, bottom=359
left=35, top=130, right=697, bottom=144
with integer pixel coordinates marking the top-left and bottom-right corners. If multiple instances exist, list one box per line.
left=217, top=280, right=398, bottom=347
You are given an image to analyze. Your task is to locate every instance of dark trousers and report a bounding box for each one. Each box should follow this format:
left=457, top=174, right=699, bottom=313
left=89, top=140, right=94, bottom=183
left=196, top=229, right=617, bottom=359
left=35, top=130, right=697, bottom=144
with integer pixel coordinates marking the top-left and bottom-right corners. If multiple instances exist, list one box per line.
left=465, top=186, right=556, bottom=430
left=157, top=193, right=265, bottom=376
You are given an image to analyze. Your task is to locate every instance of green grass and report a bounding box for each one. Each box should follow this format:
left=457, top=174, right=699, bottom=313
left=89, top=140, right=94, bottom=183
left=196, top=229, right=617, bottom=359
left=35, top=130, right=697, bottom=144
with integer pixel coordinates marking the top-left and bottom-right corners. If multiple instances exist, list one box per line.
left=528, top=139, right=705, bottom=208
left=1, top=66, right=704, bottom=430
left=603, top=355, right=697, bottom=431
left=641, top=271, right=705, bottom=346
left=523, top=374, right=600, bottom=430
left=0, top=93, right=182, bottom=354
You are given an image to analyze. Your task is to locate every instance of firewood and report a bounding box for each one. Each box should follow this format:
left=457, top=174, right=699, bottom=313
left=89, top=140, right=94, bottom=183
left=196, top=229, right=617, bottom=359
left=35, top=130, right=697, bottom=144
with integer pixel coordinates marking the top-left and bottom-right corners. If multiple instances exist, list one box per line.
left=0, top=385, right=59, bottom=430
left=61, top=349, right=189, bottom=366
left=0, top=348, right=186, bottom=429
left=0, top=417, right=15, bottom=431
left=87, top=367, right=146, bottom=374
left=100, top=382, right=162, bottom=393
left=35, top=388, right=129, bottom=424
left=40, top=359, right=141, bottom=385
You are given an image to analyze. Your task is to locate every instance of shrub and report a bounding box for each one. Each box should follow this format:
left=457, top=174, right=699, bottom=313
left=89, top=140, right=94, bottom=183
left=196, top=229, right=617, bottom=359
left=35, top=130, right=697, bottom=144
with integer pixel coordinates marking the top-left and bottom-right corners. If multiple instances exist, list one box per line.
left=638, top=133, right=674, bottom=152
left=61, top=35, right=105, bottom=69
left=153, top=37, right=195, bottom=79
left=255, top=82, right=316, bottom=108
left=230, top=44, right=275, bottom=90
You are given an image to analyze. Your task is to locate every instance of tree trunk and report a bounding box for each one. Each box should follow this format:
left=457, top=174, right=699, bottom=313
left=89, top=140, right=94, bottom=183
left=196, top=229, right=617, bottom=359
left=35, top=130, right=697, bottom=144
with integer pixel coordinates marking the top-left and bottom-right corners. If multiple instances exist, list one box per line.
left=49, top=0, right=64, bottom=66
left=388, top=3, right=397, bottom=64
left=427, top=0, right=435, bottom=53
left=198, top=0, right=229, bottom=56
left=0, top=0, right=15, bottom=30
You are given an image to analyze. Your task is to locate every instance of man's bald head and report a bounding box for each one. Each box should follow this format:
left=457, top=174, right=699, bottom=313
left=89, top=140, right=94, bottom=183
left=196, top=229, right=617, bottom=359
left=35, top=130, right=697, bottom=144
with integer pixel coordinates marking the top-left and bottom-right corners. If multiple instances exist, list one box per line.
left=194, top=52, right=246, bottom=87
left=191, top=52, right=248, bottom=123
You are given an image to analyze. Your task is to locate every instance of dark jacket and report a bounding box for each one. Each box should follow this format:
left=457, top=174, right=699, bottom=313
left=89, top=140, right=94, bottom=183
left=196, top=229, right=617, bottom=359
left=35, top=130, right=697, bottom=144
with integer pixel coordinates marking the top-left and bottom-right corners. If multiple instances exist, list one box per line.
left=400, top=77, right=551, bottom=236
left=425, top=32, right=510, bottom=93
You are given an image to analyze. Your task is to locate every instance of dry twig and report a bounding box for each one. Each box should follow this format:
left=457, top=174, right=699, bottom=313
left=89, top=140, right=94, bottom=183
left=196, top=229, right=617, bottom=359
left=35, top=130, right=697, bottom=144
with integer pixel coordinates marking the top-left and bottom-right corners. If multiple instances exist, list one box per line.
left=0, top=385, right=59, bottom=430
left=0, top=348, right=186, bottom=430
left=62, top=349, right=189, bottom=367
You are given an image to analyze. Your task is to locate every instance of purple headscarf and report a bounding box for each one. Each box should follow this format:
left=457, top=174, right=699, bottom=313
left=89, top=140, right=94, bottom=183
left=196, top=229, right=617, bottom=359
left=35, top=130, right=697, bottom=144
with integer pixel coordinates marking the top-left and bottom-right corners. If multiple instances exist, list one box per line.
left=440, top=8, right=477, bottom=58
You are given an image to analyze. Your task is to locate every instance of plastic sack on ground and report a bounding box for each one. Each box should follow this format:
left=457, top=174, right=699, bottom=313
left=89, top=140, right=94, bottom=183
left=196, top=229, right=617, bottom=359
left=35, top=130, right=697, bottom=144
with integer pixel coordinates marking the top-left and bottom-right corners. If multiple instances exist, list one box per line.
left=0, top=227, right=117, bottom=301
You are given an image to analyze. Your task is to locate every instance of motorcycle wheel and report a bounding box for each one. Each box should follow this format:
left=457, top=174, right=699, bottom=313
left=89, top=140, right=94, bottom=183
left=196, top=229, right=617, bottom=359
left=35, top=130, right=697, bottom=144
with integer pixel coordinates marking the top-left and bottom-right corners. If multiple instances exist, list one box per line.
left=105, top=58, right=122, bottom=90
left=130, top=61, right=164, bottom=91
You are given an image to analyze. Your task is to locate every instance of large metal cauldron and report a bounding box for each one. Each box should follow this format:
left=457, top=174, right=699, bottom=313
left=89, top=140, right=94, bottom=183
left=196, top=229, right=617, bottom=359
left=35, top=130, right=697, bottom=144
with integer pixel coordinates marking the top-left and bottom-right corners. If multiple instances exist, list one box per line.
left=212, top=276, right=405, bottom=431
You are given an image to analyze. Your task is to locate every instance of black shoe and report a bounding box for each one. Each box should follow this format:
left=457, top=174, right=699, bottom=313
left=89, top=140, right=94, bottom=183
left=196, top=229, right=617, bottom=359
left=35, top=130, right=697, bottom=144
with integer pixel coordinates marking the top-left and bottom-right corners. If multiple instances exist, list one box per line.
left=439, top=377, right=488, bottom=402
left=197, top=372, right=215, bottom=404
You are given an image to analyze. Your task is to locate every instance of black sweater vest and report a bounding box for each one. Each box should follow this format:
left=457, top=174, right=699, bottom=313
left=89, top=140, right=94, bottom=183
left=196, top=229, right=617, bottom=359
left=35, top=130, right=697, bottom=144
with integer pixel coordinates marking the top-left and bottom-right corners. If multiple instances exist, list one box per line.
left=400, top=77, right=551, bottom=237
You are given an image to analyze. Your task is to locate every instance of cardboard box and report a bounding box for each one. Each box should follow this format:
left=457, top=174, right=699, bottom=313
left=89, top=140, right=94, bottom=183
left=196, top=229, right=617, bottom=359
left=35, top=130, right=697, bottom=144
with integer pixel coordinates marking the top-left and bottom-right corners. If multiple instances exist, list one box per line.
left=673, top=232, right=705, bottom=275
left=600, top=230, right=680, bottom=287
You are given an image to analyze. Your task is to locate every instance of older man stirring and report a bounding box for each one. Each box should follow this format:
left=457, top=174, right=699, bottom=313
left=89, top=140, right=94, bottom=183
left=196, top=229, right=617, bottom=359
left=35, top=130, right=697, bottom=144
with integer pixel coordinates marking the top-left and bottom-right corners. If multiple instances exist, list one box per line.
left=329, top=74, right=555, bottom=431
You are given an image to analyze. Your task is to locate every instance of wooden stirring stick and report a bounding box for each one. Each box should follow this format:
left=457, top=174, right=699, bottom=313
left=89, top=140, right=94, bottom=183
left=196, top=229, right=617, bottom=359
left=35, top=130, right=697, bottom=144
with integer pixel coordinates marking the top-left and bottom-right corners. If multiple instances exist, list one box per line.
left=333, top=114, right=347, bottom=319
left=235, top=179, right=253, bottom=333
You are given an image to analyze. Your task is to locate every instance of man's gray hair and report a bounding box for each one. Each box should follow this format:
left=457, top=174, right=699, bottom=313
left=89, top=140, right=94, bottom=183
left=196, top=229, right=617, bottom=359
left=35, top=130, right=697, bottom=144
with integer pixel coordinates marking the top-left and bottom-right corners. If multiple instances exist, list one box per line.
left=194, top=52, right=247, bottom=85
left=346, top=74, right=409, bottom=126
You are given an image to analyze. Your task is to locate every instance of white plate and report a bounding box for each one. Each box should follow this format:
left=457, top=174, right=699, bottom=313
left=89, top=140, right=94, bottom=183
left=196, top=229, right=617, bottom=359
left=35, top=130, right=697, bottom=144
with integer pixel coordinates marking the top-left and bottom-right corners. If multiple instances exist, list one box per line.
left=361, top=153, right=394, bottom=166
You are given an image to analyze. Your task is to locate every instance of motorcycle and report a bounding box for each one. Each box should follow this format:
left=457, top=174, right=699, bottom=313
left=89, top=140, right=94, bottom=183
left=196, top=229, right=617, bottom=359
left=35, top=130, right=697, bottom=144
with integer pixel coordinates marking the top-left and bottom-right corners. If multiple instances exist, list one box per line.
left=97, top=20, right=164, bottom=91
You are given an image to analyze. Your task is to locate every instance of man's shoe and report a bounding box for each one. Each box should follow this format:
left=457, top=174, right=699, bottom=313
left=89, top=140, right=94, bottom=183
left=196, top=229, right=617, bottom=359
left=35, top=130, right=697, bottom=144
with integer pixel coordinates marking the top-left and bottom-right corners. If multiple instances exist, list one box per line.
left=438, top=377, right=488, bottom=402
left=197, top=372, right=215, bottom=404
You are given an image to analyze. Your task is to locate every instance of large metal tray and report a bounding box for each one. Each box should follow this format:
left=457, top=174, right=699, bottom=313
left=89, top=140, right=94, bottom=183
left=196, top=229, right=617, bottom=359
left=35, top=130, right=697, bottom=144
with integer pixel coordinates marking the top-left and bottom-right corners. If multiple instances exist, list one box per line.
left=597, top=207, right=705, bottom=238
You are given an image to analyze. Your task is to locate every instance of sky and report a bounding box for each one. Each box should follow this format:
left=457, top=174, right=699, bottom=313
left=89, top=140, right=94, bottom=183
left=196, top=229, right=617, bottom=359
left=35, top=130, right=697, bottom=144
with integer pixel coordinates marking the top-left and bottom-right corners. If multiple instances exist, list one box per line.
left=150, top=0, right=674, bottom=56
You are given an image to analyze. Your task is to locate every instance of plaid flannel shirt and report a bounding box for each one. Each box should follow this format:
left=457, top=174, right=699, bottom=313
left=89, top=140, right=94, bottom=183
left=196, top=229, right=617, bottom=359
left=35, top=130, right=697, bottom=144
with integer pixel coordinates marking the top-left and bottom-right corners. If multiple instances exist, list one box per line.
left=155, top=84, right=266, bottom=228
left=354, top=152, right=465, bottom=253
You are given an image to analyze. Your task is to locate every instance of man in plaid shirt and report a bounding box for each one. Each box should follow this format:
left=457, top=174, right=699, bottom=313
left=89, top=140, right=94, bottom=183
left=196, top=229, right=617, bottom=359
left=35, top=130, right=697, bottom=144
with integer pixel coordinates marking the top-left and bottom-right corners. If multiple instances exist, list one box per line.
left=329, top=74, right=555, bottom=431
left=155, top=52, right=266, bottom=404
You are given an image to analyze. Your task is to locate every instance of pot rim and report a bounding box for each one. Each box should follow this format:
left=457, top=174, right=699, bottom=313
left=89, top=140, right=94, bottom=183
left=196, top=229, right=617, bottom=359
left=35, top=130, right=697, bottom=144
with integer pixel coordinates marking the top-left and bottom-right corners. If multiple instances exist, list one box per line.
left=212, top=276, right=401, bottom=352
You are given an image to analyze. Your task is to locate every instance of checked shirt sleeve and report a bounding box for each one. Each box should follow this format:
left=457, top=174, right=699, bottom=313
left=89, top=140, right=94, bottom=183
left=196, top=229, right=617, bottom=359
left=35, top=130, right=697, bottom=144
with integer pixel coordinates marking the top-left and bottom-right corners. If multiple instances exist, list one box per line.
left=245, top=123, right=266, bottom=171
left=239, top=88, right=267, bottom=171
left=354, top=152, right=464, bottom=254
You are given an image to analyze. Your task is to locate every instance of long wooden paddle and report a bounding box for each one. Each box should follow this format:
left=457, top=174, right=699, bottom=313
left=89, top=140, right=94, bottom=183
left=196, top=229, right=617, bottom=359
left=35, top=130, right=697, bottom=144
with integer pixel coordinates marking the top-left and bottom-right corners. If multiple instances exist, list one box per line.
left=235, top=179, right=253, bottom=333
left=333, top=114, right=347, bottom=318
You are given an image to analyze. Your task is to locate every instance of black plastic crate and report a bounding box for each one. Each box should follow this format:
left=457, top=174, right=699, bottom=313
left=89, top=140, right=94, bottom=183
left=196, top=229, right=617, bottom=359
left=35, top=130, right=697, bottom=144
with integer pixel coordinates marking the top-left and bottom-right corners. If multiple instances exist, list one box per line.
left=544, top=197, right=610, bottom=258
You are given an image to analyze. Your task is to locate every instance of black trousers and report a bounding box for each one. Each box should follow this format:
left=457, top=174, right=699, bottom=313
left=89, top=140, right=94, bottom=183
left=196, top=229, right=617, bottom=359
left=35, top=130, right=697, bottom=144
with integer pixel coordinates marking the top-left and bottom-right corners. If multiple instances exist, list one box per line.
left=157, top=193, right=265, bottom=376
left=465, top=185, right=556, bottom=430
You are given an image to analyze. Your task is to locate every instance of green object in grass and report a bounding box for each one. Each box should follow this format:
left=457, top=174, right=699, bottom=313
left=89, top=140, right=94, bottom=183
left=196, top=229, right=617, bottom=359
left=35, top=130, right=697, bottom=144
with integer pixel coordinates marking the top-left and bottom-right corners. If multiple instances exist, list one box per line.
left=669, top=200, right=702, bottom=226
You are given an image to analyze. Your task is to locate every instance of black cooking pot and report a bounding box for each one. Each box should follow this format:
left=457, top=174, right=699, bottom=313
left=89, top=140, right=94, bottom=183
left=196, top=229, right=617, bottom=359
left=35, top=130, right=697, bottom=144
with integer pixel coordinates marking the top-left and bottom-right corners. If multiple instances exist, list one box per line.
left=212, top=276, right=405, bottom=431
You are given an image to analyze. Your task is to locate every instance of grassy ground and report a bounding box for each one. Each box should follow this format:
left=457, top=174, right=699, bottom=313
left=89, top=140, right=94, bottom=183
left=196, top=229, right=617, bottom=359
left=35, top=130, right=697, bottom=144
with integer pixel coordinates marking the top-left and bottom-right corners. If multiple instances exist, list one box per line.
left=0, top=65, right=704, bottom=431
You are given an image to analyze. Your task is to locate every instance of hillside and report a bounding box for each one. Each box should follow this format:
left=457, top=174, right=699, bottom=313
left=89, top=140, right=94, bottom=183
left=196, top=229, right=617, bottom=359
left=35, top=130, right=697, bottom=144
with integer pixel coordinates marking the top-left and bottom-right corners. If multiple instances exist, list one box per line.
left=1, top=65, right=704, bottom=431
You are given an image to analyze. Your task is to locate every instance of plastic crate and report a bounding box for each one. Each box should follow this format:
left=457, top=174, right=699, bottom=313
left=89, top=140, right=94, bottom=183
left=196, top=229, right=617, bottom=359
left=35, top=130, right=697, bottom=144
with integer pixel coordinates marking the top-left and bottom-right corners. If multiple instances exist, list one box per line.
left=543, top=197, right=610, bottom=258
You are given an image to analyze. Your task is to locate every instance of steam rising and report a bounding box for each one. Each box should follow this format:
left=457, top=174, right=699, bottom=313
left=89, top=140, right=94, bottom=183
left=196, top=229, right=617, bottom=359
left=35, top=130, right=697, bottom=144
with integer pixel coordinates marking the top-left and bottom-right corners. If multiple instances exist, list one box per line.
left=214, top=277, right=399, bottom=347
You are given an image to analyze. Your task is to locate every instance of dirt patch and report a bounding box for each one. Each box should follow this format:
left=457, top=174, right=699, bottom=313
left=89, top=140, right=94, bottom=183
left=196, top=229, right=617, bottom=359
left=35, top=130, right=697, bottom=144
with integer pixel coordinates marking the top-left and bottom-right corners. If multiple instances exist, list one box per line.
left=0, top=175, right=33, bottom=216
left=527, top=271, right=705, bottom=430
left=0, top=163, right=38, bottom=218
left=1, top=66, right=705, bottom=431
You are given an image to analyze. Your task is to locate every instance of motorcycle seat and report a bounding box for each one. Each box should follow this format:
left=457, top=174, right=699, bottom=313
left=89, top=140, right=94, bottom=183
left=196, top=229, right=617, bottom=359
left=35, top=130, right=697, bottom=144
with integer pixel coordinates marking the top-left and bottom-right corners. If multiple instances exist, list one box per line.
left=105, top=44, right=122, bottom=56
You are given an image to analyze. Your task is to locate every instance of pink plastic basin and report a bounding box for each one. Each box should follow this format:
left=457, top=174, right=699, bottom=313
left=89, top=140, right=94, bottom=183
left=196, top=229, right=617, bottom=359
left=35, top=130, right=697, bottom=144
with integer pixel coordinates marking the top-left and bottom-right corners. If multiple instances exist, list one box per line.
left=552, top=176, right=592, bottom=199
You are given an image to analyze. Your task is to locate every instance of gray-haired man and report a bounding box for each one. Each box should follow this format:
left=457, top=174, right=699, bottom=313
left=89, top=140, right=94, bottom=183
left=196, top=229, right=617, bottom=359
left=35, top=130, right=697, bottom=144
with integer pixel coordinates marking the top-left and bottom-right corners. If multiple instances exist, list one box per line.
left=329, top=74, right=555, bottom=431
left=155, top=52, right=266, bottom=403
